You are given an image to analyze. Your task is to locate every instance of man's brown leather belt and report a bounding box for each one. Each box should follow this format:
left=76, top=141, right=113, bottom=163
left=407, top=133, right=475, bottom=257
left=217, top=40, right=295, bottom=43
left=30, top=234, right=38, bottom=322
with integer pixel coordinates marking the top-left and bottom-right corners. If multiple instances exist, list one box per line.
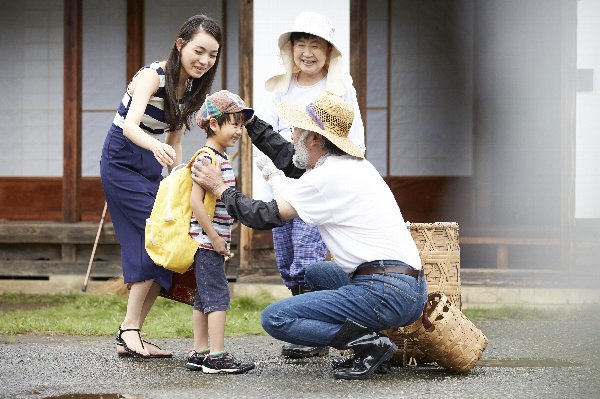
left=353, top=264, right=419, bottom=278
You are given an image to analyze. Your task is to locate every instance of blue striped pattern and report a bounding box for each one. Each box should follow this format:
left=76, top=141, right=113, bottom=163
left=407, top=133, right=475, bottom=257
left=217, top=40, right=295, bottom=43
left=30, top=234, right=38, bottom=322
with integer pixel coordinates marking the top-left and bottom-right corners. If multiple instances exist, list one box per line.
left=112, top=61, right=169, bottom=135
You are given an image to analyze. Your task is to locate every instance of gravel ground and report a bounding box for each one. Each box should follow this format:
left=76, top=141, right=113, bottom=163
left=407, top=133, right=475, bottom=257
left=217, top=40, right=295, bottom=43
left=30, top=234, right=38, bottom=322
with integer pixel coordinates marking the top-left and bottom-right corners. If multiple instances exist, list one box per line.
left=1, top=317, right=599, bottom=399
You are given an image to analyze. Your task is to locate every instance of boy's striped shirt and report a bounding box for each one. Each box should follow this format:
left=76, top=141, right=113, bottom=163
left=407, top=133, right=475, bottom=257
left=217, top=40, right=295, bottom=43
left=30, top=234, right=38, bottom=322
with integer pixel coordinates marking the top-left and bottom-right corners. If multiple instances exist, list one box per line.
left=189, top=147, right=236, bottom=251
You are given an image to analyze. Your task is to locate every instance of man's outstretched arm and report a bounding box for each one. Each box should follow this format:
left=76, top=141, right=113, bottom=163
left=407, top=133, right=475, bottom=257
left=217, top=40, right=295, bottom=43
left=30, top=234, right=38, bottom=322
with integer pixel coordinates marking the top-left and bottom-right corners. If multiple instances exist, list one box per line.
left=219, top=187, right=284, bottom=230
left=191, top=158, right=298, bottom=230
left=245, top=117, right=305, bottom=179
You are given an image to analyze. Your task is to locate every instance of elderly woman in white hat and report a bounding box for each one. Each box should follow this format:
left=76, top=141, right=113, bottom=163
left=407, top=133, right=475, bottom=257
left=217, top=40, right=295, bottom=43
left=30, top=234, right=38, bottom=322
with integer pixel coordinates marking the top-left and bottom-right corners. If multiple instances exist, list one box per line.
left=192, top=92, right=427, bottom=380
left=261, top=11, right=365, bottom=147
left=255, top=11, right=366, bottom=360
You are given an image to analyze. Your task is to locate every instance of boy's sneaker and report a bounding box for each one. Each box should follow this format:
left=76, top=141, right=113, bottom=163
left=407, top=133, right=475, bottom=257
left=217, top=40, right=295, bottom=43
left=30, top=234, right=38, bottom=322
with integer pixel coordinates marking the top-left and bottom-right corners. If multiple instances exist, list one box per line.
left=186, top=351, right=208, bottom=371
left=202, top=352, right=255, bottom=374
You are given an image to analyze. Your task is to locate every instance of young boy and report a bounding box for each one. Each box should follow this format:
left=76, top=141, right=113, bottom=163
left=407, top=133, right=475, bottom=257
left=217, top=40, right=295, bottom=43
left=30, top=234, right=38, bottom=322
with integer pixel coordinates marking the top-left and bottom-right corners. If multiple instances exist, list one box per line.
left=186, top=90, right=255, bottom=374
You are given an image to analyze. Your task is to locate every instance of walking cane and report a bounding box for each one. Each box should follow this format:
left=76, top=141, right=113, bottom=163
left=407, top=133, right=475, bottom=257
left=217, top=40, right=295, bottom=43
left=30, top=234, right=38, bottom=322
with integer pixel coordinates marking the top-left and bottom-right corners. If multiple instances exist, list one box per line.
left=82, top=201, right=108, bottom=292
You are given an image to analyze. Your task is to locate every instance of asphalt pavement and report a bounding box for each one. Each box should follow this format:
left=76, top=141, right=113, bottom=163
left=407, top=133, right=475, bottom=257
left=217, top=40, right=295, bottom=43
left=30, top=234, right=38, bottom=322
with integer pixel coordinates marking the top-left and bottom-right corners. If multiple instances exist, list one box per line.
left=1, top=315, right=599, bottom=399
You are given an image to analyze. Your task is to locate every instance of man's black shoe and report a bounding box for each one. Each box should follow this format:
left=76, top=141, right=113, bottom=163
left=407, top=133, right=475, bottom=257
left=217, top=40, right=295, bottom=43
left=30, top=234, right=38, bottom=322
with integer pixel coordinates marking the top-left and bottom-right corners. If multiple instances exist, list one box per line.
left=331, top=355, right=392, bottom=374
left=281, top=343, right=329, bottom=358
left=329, top=319, right=398, bottom=380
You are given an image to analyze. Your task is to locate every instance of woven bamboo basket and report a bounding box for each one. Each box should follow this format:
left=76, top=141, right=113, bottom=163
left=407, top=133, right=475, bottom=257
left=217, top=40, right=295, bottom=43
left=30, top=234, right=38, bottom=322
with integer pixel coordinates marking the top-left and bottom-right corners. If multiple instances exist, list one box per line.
left=382, top=221, right=461, bottom=366
left=409, top=221, right=461, bottom=307
left=401, top=292, right=488, bottom=373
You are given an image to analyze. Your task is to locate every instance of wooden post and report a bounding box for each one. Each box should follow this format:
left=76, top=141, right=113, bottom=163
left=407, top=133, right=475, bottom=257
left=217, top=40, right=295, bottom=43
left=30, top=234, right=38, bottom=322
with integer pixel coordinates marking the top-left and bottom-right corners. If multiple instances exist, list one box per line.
left=386, top=0, right=391, bottom=178
left=238, top=0, right=253, bottom=272
left=63, top=0, right=82, bottom=223
left=496, top=246, right=509, bottom=270
left=221, top=0, right=227, bottom=89
left=126, top=0, right=144, bottom=81
left=472, top=4, right=493, bottom=228
left=350, top=0, right=367, bottom=125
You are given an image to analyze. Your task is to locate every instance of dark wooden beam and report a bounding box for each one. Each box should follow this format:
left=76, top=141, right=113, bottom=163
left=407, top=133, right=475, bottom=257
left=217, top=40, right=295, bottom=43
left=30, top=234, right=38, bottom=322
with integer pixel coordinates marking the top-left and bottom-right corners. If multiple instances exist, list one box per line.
left=0, top=177, right=108, bottom=222
left=472, top=3, right=492, bottom=227
left=63, top=0, right=82, bottom=222
left=386, top=0, right=391, bottom=177
left=350, top=0, right=366, bottom=124
left=238, top=0, right=253, bottom=272
left=0, top=221, right=117, bottom=244
left=126, top=0, right=144, bottom=80
left=221, top=0, right=227, bottom=89
left=0, top=260, right=122, bottom=277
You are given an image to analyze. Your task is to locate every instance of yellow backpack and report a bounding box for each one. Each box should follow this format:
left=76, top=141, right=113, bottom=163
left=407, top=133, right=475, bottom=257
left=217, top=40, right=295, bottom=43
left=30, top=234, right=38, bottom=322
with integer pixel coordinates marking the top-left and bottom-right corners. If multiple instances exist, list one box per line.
left=145, top=146, right=218, bottom=273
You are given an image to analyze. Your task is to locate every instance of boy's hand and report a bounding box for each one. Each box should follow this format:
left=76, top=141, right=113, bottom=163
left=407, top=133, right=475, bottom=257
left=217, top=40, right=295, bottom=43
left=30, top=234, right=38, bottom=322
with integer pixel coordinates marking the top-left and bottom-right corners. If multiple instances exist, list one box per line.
left=210, top=235, right=231, bottom=257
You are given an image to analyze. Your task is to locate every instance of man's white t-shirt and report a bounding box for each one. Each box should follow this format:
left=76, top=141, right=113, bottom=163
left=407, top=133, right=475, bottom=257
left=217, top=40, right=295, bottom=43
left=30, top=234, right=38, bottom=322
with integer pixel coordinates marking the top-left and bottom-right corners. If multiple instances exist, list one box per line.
left=279, top=155, right=422, bottom=274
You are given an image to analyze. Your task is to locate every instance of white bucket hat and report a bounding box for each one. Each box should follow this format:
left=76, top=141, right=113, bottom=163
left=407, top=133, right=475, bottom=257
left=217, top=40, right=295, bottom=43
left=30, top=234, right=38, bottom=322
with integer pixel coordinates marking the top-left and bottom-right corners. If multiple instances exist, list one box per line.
left=277, top=11, right=341, bottom=54
left=265, top=12, right=349, bottom=96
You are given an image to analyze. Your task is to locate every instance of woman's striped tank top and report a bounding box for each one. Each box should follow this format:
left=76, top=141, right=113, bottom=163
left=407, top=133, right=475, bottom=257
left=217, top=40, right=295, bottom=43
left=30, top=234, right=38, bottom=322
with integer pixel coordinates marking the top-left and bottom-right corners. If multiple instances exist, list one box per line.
left=112, top=61, right=169, bottom=135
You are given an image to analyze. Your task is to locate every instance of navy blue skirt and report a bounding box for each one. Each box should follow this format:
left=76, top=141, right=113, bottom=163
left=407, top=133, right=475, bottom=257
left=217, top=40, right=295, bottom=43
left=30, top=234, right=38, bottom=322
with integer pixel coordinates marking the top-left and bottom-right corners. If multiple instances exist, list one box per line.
left=100, top=124, right=173, bottom=292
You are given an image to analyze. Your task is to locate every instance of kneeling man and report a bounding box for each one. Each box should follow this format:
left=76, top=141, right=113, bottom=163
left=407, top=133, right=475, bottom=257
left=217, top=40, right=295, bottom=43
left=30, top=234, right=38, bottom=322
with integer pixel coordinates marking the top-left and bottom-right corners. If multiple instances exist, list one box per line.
left=192, top=92, right=427, bottom=380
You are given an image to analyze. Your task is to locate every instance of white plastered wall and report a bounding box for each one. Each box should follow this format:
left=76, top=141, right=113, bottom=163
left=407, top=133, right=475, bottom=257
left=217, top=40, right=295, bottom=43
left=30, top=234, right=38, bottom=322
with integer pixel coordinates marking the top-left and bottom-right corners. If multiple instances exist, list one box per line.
left=82, top=0, right=127, bottom=176
left=576, top=0, right=600, bottom=218
left=0, top=0, right=63, bottom=176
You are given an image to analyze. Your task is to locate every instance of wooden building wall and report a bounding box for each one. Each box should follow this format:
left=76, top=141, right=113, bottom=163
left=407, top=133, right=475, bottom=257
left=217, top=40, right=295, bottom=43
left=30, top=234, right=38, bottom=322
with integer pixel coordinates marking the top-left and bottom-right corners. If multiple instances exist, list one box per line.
left=0, top=0, right=583, bottom=278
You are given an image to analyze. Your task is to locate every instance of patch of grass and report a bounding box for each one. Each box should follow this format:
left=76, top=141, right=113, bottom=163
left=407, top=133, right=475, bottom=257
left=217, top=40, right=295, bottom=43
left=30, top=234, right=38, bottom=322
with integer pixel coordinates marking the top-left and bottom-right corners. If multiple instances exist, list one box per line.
left=0, top=292, right=276, bottom=338
left=226, top=291, right=275, bottom=336
left=0, top=292, right=71, bottom=305
left=4, top=293, right=592, bottom=337
left=463, top=305, right=597, bottom=321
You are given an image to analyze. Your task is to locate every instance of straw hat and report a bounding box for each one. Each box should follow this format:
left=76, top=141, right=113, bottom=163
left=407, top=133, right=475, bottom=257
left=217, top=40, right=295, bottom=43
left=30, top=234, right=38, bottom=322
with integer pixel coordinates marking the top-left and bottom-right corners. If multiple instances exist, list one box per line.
left=265, top=12, right=350, bottom=96
left=276, top=91, right=364, bottom=159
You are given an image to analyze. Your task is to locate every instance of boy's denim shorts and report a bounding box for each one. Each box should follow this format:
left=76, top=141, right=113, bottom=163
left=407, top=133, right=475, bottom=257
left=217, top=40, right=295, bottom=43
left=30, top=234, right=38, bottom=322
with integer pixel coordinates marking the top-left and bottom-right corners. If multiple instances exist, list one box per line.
left=193, top=248, right=230, bottom=313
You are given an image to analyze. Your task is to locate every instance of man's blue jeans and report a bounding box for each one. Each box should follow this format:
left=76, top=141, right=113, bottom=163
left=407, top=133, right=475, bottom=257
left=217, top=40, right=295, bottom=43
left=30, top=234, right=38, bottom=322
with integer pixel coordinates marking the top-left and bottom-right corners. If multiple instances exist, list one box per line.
left=261, top=261, right=428, bottom=347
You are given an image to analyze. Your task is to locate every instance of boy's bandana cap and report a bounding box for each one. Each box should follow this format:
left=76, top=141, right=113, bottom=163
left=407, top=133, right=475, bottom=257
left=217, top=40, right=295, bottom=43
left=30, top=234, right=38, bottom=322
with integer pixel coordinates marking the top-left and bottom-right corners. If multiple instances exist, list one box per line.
left=197, top=90, right=254, bottom=126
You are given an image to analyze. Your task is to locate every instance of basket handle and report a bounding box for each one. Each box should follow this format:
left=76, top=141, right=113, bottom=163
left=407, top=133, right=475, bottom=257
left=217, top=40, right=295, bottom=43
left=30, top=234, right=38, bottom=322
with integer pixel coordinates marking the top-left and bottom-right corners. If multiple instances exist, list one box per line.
left=421, top=307, right=434, bottom=331
left=421, top=293, right=441, bottom=331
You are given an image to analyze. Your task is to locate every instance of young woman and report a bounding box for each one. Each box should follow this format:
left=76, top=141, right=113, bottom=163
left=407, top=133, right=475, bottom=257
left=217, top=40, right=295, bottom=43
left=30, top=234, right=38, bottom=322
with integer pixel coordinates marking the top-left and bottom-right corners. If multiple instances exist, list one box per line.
left=100, top=14, right=222, bottom=358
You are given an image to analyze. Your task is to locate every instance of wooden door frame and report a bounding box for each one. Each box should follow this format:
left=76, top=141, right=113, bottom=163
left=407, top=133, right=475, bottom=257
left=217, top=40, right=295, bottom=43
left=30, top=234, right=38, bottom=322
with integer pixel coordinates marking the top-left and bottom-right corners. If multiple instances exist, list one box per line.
left=63, top=0, right=82, bottom=222
left=238, top=0, right=254, bottom=271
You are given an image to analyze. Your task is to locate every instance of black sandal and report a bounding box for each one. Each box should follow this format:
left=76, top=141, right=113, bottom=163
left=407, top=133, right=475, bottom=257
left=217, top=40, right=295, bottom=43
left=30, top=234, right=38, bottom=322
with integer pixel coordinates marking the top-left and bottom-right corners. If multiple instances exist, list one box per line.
left=117, top=327, right=149, bottom=358
left=115, top=334, right=133, bottom=358
left=141, top=340, right=173, bottom=358
left=116, top=328, right=172, bottom=358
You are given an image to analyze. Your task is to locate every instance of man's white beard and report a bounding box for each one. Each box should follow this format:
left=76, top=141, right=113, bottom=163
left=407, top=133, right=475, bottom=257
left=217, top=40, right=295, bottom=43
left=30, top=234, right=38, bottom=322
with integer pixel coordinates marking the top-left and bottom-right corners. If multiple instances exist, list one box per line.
left=292, top=132, right=311, bottom=169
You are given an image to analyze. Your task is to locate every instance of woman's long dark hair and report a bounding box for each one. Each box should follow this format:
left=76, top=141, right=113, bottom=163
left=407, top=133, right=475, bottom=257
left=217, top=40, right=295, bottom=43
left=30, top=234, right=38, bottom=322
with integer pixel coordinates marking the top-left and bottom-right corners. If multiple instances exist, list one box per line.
left=164, top=14, right=222, bottom=133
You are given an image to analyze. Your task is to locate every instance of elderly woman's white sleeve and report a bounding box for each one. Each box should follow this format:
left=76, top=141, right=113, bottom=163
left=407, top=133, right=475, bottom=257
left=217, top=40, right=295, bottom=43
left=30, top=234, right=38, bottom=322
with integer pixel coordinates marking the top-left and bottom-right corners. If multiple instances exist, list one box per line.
left=257, top=91, right=283, bottom=132
left=344, top=83, right=366, bottom=154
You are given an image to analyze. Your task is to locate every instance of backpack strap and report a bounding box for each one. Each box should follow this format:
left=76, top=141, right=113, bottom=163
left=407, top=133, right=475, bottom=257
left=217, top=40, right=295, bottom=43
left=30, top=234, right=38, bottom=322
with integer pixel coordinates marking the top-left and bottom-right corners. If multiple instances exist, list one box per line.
left=188, top=146, right=219, bottom=221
